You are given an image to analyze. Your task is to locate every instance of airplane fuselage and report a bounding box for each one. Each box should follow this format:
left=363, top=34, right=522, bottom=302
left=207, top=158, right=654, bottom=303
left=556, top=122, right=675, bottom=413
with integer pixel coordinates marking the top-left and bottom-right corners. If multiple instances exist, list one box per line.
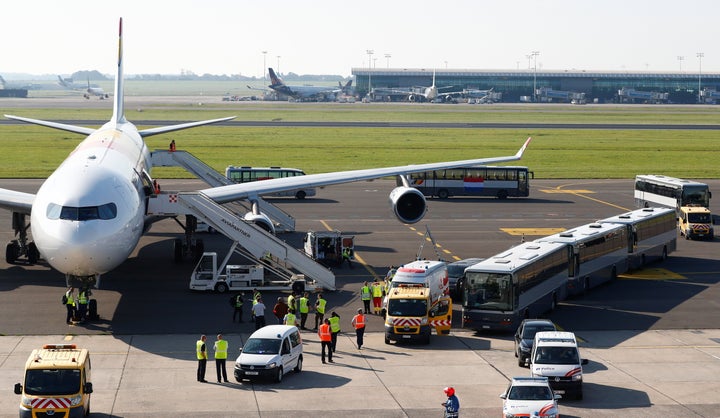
left=30, top=121, right=150, bottom=277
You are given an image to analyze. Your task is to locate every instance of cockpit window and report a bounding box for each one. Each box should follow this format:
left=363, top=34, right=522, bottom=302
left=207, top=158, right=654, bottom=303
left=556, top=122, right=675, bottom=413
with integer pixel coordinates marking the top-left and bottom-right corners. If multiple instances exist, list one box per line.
left=47, top=202, right=117, bottom=220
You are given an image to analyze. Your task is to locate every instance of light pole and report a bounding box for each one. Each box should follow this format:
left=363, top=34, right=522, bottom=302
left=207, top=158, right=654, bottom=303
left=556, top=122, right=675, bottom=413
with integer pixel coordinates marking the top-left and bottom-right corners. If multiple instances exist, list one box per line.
left=385, top=53, right=391, bottom=68
left=277, top=56, right=281, bottom=75
left=531, top=51, right=540, bottom=102
left=444, top=60, right=448, bottom=69
left=366, top=49, right=374, bottom=95
left=697, top=52, right=704, bottom=103
left=262, top=51, right=267, bottom=81
left=677, top=56, right=684, bottom=73
left=526, top=54, right=531, bottom=69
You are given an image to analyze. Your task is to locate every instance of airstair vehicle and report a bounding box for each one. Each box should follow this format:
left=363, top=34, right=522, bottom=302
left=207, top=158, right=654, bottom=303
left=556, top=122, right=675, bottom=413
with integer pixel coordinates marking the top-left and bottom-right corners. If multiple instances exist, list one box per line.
left=148, top=150, right=335, bottom=291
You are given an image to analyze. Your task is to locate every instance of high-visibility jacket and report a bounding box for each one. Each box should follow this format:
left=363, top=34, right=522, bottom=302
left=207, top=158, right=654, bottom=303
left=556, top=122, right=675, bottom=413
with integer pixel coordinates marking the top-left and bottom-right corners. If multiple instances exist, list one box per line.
left=196, top=340, right=207, bottom=360
left=318, top=323, right=332, bottom=342
left=287, top=294, right=296, bottom=311
left=78, top=290, right=88, bottom=305
left=214, top=339, right=228, bottom=360
left=361, top=286, right=371, bottom=300
left=252, top=291, right=261, bottom=305
left=329, top=316, right=341, bottom=333
left=372, top=283, right=383, bottom=297
left=235, top=295, right=243, bottom=308
left=65, top=291, right=75, bottom=306
left=316, top=298, right=326, bottom=314
left=352, top=314, right=365, bottom=329
left=285, top=312, right=297, bottom=326
left=299, top=297, right=309, bottom=313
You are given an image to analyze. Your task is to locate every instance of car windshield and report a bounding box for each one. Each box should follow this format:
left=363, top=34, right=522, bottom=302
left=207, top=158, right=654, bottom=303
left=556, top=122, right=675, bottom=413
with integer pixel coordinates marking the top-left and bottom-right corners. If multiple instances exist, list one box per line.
left=242, top=338, right=281, bottom=355
left=534, top=347, right=579, bottom=364
left=508, top=385, right=553, bottom=401
left=24, top=369, right=80, bottom=396
left=387, top=299, right=428, bottom=317
left=522, top=325, right=556, bottom=339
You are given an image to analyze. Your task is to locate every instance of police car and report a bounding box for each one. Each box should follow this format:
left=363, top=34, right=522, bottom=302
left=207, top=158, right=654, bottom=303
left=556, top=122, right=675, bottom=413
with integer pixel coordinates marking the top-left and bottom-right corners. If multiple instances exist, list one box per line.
left=499, top=376, right=561, bottom=418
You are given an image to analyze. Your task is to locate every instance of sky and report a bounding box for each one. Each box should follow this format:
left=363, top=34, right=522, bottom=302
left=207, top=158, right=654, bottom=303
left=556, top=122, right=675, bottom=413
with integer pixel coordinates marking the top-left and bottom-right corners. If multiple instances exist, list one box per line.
left=2, top=0, right=718, bottom=78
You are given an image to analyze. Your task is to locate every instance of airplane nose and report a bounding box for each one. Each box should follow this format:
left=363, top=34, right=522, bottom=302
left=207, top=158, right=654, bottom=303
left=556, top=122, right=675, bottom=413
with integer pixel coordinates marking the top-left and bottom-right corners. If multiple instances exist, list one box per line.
left=39, top=222, right=126, bottom=275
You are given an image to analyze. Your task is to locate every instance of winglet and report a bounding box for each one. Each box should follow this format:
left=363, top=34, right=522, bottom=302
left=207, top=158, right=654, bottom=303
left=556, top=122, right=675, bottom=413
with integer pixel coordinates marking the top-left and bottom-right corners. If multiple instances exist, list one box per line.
left=515, top=137, right=532, bottom=159
left=111, top=17, right=125, bottom=124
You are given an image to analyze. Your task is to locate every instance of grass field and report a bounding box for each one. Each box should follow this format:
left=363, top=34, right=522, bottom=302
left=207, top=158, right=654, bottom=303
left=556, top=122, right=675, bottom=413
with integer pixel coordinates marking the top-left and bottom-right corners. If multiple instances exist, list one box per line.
left=1, top=100, right=719, bottom=179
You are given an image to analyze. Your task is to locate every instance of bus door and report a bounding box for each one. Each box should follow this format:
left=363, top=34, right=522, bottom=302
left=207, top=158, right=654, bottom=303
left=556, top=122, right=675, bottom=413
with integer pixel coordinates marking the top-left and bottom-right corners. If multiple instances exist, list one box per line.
left=518, top=170, right=528, bottom=195
left=429, top=297, right=452, bottom=336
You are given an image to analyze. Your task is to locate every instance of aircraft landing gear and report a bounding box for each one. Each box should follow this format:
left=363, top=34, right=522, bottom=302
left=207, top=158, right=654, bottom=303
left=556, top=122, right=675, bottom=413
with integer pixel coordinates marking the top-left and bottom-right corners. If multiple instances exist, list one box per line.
left=5, top=213, right=40, bottom=265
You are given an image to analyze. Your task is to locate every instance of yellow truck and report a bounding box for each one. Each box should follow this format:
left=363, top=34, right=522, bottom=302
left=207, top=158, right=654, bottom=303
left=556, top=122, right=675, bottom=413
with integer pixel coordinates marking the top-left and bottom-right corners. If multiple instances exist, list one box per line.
left=14, top=344, right=93, bottom=418
left=678, top=206, right=714, bottom=240
left=384, top=286, right=452, bottom=345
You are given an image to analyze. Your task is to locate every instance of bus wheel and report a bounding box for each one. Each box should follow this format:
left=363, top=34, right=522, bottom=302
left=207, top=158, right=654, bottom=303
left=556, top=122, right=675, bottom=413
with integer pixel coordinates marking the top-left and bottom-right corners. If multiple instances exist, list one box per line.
left=497, top=190, right=508, bottom=200
left=437, top=189, right=449, bottom=199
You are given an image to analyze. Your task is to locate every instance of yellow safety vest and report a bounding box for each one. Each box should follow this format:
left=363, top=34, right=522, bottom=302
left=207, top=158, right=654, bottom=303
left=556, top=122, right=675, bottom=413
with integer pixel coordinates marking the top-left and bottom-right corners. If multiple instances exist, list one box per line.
left=78, top=291, right=88, bottom=305
left=372, top=284, right=383, bottom=297
left=235, top=295, right=243, bottom=308
left=329, top=316, right=340, bottom=333
left=316, top=298, right=326, bottom=314
left=361, top=286, right=371, bottom=300
left=285, top=312, right=297, bottom=325
left=196, top=340, right=207, bottom=360
left=214, top=339, right=228, bottom=360
left=299, top=297, right=309, bottom=313
left=65, top=292, right=75, bottom=306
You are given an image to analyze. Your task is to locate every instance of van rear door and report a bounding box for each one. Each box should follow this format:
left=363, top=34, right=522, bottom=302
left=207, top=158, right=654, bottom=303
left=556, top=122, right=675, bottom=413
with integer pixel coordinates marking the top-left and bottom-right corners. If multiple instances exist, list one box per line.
left=430, top=297, right=452, bottom=335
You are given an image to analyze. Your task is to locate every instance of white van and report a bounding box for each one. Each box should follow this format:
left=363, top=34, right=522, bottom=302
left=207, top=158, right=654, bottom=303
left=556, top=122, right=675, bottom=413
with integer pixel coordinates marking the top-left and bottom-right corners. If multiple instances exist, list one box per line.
left=530, top=331, right=589, bottom=400
left=234, top=325, right=303, bottom=383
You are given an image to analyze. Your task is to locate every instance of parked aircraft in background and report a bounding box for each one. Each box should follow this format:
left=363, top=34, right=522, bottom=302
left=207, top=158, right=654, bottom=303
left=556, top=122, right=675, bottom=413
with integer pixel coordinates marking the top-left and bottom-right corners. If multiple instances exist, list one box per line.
left=267, top=68, right=351, bottom=101
left=57, top=75, right=109, bottom=99
left=370, top=70, right=463, bottom=102
left=0, top=18, right=530, bottom=288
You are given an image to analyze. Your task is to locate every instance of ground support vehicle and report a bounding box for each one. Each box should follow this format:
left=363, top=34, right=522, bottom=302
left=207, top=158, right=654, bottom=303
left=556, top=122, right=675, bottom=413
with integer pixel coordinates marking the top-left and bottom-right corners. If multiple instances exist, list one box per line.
left=384, top=286, right=452, bottom=345
left=678, top=206, right=714, bottom=240
left=14, top=344, right=93, bottom=418
left=303, top=230, right=354, bottom=267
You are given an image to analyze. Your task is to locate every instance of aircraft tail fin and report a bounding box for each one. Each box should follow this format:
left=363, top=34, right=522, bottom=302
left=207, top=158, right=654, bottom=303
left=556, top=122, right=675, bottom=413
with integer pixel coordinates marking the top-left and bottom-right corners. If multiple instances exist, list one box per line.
left=268, top=68, right=283, bottom=87
left=110, top=18, right=126, bottom=124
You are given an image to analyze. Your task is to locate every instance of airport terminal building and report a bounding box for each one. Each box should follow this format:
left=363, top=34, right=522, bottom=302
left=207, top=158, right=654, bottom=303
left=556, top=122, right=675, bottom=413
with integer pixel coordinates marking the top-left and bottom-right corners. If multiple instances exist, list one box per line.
left=351, top=68, right=720, bottom=104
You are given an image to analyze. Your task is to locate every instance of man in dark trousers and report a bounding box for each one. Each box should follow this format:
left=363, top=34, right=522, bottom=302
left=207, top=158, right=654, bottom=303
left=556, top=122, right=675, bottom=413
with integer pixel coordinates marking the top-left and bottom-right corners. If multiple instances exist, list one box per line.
left=351, top=308, right=366, bottom=349
left=196, top=335, right=208, bottom=382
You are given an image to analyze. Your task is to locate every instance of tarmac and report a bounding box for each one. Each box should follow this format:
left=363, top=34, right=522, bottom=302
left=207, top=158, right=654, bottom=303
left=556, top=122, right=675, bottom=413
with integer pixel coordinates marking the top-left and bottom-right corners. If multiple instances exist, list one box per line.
left=1, top=328, right=720, bottom=417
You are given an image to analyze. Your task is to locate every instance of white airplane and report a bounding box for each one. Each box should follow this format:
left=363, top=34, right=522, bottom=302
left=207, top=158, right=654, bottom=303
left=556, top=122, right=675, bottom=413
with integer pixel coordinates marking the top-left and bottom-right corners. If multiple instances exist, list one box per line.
left=267, top=68, right=351, bottom=101
left=0, top=18, right=531, bottom=287
left=371, top=70, right=462, bottom=103
left=57, top=75, right=109, bottom=99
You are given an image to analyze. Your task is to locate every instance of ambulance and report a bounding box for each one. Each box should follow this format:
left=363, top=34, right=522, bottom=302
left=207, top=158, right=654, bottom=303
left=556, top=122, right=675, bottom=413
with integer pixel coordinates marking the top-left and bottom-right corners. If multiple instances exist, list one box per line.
left=14, top=344, right=93, bottom=417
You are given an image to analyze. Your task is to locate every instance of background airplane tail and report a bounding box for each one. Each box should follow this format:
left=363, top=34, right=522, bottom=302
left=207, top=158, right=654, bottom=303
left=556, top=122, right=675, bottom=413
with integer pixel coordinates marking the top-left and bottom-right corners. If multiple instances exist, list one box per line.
left=268, top=68, right=283, bottom=86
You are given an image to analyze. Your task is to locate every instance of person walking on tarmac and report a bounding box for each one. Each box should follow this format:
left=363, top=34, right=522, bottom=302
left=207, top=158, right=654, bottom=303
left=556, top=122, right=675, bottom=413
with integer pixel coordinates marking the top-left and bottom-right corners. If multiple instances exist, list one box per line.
left=351, top=308, right=366, bottom=349
left=318, top=318, right=333, bottom=364
left=328, top=311, right=341, bottom=352
left=273, top=297, right=288, bottom=324
left=360, top=281, right=371, bottom=314
left=313, top=293, right=327, bottom=330
left=231, top=292, right=244, bottom=323
left=298, top=292, right=310, bottom=330
left=63, top=287, right=76, bottom=324
left=196, top=335, right=208, bottom=383
left=213, top=334, right=229, bottom=383
left=441, top=386, right=460, bottom=418
left=251, top=298, right=266, bottom=330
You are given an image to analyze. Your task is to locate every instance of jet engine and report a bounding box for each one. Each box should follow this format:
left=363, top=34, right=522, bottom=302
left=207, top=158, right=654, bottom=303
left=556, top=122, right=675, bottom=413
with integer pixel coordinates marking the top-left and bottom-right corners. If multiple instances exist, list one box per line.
left=408, top=94, right=417, bottom=102
left=243, top=212, right=276, bottom=235
left=388, top=186, right=427, bottom=224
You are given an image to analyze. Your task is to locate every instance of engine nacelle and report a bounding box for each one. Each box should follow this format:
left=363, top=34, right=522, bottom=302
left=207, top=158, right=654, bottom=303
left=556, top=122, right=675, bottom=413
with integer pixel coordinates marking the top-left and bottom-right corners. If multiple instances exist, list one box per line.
left=408, top=94, right=417, bottom=102
left=243, top=212, right=276, bottom=235
left=388, top=186, right=427, bottom=224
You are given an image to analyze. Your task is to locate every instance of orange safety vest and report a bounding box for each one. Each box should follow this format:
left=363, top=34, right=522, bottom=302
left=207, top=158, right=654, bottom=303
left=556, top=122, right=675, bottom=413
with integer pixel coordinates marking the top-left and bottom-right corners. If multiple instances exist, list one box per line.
left=319, top=323, right=332, bottom=342
left=353, top=314, right=365, bottom=329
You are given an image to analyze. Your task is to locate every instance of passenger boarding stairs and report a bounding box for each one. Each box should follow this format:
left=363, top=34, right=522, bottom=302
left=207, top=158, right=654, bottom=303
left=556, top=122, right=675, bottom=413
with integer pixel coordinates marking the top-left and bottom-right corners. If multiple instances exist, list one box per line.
left=150, top=150, right=295, bottom=232
left=147, top=191, right=335, bottom=290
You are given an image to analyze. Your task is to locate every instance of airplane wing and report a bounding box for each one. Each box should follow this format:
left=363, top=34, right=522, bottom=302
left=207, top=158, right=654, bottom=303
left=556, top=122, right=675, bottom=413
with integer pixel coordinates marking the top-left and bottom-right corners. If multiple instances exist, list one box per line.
left=0, top=188, right=34, bottom=213
left=202, top=137, right=531, bottom=203
left=4, top=114, right=95, bottom=136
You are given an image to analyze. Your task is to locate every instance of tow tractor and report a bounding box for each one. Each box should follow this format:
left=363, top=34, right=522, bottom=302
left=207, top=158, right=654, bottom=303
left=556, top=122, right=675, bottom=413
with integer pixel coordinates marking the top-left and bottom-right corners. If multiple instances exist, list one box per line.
left=189, top=242, right=313, bottom=293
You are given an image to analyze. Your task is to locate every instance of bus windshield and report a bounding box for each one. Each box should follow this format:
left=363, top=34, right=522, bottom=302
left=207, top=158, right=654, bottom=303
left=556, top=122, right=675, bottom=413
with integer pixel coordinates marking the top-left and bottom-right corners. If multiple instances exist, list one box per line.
left=682, top=185, right=711, bottom=207
left=24, top=369, right=81, bottom=396
left=464, top=272, right=513, bottom=311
